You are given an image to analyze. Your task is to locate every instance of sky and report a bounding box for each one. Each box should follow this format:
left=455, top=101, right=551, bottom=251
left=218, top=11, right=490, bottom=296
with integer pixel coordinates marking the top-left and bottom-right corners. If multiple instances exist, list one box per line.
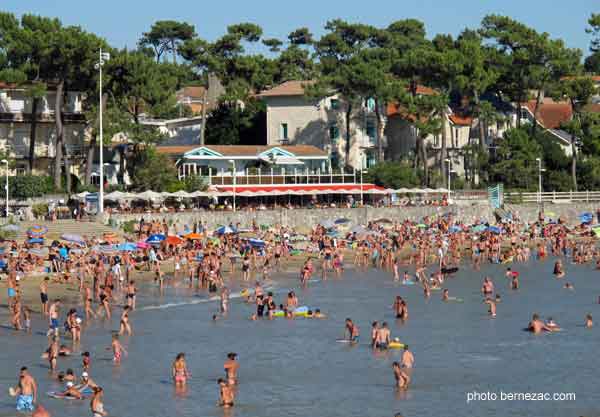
left=2, top=0, right=597, bottom=55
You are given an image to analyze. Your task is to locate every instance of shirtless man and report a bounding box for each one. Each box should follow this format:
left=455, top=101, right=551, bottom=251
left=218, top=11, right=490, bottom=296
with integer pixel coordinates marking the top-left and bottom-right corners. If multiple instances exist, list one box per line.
left=527, top=313, right=552, bottom=333
left=13, top=367, right=37, bottom=412
left=126, top=280, right=137, bottom=310
left=370, top=322, right=379, bottom=348
left=40, top=277, right=49, bottom=315
left=401, top=346, right=414, bottom=368
left=76, top=372, right=99, bottom=391
left=218, top=378, right=234, bottom=408
left=375, top=322, right=391, bottom=349
left=48, top=299, right=61, bottom=336
left=223, top=353, right=239, bottom=385
left=344, top=318, right=360, bottom=343
left=392, top=362, right=410, bottom=389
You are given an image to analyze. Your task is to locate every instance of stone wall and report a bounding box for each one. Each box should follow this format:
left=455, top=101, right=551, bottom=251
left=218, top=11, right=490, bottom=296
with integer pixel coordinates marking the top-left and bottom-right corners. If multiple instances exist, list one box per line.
left=108, top=203, right=495, bottom=230
left=107, top=202, right=600, bottom=231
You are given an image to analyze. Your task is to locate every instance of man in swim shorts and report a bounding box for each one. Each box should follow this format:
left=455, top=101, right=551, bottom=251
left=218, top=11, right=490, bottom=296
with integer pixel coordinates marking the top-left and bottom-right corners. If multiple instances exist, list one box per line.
left=14, top=367, right=37, bottom=411
left=375, top=322, right=390, bottom=349
left=345, top=318, right=360, bottom=343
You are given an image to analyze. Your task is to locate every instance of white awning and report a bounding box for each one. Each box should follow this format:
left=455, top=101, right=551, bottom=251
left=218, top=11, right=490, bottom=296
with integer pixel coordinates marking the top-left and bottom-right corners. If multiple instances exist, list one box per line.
left=259, top=156, right=305, bottom=165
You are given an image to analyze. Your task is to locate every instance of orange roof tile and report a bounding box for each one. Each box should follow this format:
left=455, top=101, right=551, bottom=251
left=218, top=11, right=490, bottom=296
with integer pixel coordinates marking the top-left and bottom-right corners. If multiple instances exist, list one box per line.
left=449, top=114, right=473, bottom=126
left=177, top=86, right=206, bottom=100
left=524, top=99, right=572, bottom=129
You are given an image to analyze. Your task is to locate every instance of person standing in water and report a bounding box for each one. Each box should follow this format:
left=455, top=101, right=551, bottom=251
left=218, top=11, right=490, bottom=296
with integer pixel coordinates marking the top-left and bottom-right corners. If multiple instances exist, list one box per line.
left=119, top=306, right=132, bottom=336
left=12, top=366, right=37, bottom=412
left=90, top=387, right=107, bottom=417
left=344, top=318, right=360, bottom=343
left=401, top=346, right=414, bottom=368
left=224, top=353, right=239, bottom=385
left=109, top=334, right=127, bottom=364
left=392, top=362, right=410, bottom=389
left=218, top=378, right=235, bottom=408
left=172, top=353, right=190, bottom=388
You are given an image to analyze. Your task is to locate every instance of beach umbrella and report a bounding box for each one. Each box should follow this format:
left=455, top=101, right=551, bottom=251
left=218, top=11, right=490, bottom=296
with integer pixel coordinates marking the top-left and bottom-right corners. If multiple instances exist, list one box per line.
left=216, top=226, right=236, bottom=235
left=248, top=238, right=266, bottom=248
left=449, top=225, right=462, bottom=233
left=416, top=224, right=427, bottom=229
left=117, top=242, right=137, bottom=252
left=184, top=232, right=202, bottom=240
left=165, top=235, right=184, bottom=246
left=472, top=224, right=487, bottom=232
left=60, top=233, right=86, bottom=246
left=96, top=244, right=118, bottom=255
left=0, top=224, right=19, bottom=232
left=136, top=241, right=150, bottom=249
left=374, top=218, right=393, bottom=224
left=146, top=234, right=166, bottom=244
left=486, top=226, right=502, bottom=234
left=27, top=224, right=48, bottom=237
left=319, top=219, right=336, bottom=229
left=579, top=212, right=593, bottom=224
left=27, top=237, right=44, bottom=244
left=334, top=218, right=351, bottom=224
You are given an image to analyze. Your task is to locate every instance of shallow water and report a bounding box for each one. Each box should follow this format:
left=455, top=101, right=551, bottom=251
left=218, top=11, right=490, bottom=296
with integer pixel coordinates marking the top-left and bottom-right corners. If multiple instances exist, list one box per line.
left=2, top=259, right=600, bottom=417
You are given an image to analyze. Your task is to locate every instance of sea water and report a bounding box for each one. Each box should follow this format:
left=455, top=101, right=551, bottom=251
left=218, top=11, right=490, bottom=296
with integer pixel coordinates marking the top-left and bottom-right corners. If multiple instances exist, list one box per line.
left=1, top=259, right=600, bottom=416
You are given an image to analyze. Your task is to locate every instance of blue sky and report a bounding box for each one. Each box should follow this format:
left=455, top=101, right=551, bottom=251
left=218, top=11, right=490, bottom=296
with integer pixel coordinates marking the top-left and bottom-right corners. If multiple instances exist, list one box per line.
left=2, top=0, right=597, bottom=55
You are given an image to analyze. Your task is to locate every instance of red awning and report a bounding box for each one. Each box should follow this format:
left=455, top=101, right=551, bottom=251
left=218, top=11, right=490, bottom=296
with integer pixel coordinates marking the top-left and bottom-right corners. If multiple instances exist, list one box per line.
left=215, top=184, right=383, bottom=194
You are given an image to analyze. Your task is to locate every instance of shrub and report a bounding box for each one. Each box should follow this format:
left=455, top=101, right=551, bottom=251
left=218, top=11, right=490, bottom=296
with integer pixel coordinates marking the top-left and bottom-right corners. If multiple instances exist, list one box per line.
left=9, top=175, right=55, bottom=199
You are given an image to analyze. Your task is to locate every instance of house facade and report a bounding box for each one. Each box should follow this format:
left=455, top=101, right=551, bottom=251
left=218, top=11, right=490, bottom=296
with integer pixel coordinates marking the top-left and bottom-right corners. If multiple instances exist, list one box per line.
left=259, top=81, right=378, bottom=170
left=0, top=82, right=86, bottom=177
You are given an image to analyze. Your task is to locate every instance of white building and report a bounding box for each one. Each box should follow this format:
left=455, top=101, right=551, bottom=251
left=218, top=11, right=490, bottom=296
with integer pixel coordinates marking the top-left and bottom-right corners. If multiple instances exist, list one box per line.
left=259, top=81, right=378, bottom=170
left=0, top=81, right=86, bottom=177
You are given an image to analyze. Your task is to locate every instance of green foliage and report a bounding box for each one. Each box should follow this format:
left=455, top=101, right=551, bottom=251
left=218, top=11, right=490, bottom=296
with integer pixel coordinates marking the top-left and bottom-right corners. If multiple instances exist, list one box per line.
left=129, top=147, right=179, bottom=192
left=31, top=203, right=48, bottom=218
left=9, top=175, right=55, bottom=199
left=181, top=175, right=207, bottom=192
left=365, top=161, right=420, bottom=188
left=121, top=220, right=137, bottom=234
left=489, top=128, right=541, bottom=191
left=139, top=20, right=196, bottom=63
left=205, top=100, right=265, bottom=145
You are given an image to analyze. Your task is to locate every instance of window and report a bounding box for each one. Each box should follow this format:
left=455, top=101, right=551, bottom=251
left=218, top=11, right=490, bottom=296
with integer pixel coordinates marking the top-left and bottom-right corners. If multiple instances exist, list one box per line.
left=329, top=123, right=339, bottom=141
left=366, top=152, right=377, bottom=168
left=330, top=99, right=340, bottom=110
left=16, top=164, right=26, bottom=176
left=280, top=123, right=288, bottom=140
left=366, top=119, right=376, bottom=144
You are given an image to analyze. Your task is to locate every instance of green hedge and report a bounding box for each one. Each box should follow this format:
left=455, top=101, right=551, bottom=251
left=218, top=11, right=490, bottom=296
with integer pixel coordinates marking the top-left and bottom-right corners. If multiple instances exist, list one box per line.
left=9, top=175, right=55, bottom=199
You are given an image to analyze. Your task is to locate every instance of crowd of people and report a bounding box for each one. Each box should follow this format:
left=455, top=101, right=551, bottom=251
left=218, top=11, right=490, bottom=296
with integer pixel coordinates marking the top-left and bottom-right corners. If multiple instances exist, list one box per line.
left=3, top=207, right=599, bottom=415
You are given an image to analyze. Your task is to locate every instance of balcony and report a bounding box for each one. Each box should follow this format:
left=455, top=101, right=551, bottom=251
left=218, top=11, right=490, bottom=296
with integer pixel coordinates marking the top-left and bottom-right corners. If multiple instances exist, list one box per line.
left=0, top=143, right=86, bottom=159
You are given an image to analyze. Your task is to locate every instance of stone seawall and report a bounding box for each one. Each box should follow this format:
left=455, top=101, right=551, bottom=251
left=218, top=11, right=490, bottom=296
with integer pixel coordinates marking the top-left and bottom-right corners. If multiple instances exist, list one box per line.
left=106, top=202, right=600, bottom=230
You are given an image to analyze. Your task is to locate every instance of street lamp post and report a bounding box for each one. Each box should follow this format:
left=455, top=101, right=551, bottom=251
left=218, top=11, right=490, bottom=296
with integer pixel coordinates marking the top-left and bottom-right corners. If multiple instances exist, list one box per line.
left=1, top=160, right=7, bottom=217
left=535, top=158, right=546, bottom=207
left=360, top=169, right=368, bottom=206
left=228, top=159, right=236, bottom=212
left=445, top=158, right=451, bottom=199
left=95, top=49, right=110, bottom=214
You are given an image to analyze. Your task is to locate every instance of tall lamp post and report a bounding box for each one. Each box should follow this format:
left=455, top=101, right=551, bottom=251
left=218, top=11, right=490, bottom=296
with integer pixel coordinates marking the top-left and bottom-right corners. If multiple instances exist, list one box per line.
left=444, top=158, right=451, bottom=199
left=535, top=158, right=546, bottom=208
left=1, top=159, right=7, bottom=217
left=360, top=169, right=368, bottom=206
left=228, top=159, right=236, bottom=212
left=95, top=49, right=110, bottom=214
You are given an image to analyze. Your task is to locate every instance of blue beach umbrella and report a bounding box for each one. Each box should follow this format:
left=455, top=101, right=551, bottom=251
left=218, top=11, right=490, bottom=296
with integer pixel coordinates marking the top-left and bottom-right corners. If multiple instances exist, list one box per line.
left=146, top=234, right=166, bottom=244
left=117, top=242, right=137, bottom=252
left=216, top=226, right=236, bottom=235
left=27, top=237, right=44, bottom=244
left=248, top=238, right=266, bottom=248
left=449, top=225, right=462, bottom=233
left=579, top=212, right=593, bottom=224
left=27, top=224, right=48, bottom=237
left=486, top=226, right=502, bottom=234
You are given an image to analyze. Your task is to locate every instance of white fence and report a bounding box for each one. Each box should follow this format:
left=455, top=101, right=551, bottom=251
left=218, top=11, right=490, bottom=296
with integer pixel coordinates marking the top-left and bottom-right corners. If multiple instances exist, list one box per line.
left=505, top=191, right=600, bottom=204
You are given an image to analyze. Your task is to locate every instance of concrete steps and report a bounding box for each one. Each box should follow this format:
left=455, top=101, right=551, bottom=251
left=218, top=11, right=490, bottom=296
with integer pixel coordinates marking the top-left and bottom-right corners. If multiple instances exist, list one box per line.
left=17, top=220, right=120, bottom=241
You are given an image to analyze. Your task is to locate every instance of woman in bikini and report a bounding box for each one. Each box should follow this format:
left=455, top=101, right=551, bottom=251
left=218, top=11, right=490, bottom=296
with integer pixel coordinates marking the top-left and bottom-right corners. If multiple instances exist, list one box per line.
left=172, top=353, right=190, bottom=388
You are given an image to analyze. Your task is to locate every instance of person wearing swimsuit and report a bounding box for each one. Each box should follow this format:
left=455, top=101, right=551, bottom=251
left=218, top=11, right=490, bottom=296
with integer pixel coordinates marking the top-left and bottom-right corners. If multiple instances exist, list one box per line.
left=172, top=353, right=190, bottom=387
left=90, top=387, right=107, bottom=417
